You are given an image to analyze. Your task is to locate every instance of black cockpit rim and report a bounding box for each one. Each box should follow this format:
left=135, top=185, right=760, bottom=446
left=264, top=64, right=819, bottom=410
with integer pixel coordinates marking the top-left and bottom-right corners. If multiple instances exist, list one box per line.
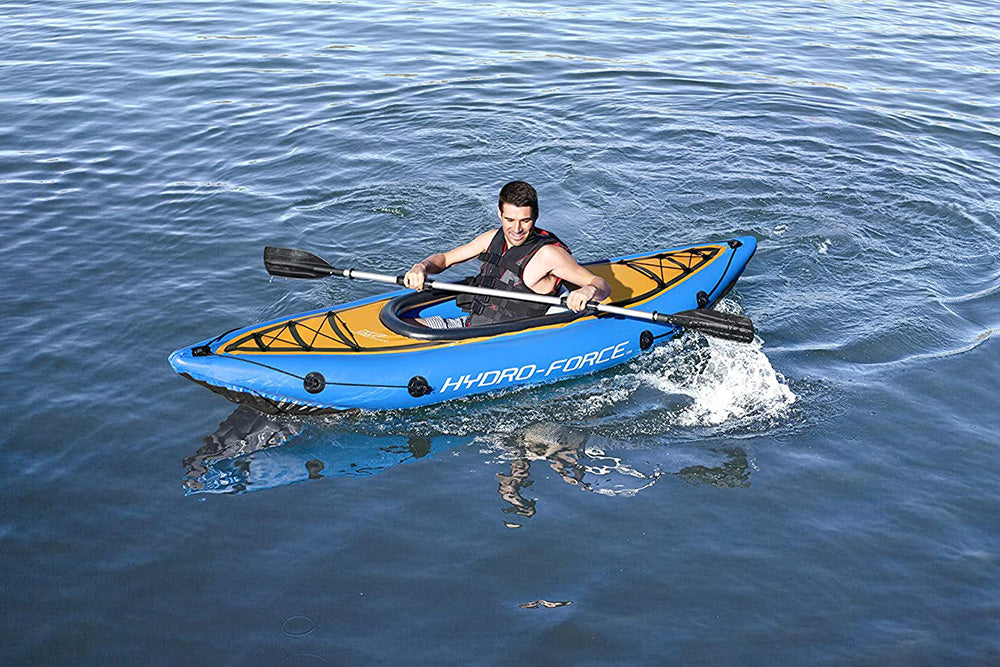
left=378, top=289, right=591, bottom=340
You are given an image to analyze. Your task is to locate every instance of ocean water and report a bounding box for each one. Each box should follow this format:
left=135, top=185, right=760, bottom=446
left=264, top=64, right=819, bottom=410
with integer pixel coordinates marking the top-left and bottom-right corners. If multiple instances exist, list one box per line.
left=2, top=0, right=999, bottom=663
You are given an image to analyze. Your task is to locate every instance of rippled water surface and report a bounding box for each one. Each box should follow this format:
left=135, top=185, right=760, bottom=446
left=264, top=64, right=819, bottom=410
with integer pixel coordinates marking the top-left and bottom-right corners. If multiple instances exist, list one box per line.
left=3, top=1, right=999, bottom=663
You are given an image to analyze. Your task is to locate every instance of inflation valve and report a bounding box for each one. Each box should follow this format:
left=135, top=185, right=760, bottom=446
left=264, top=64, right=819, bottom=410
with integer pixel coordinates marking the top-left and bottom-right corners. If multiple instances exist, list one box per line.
left=303, top=372, right=326, bottom=394
left=408, top=376, right=432, bottom=398
left=640, top=330, right=654, bottom=351
left=696, top=290, right=710, bottom=308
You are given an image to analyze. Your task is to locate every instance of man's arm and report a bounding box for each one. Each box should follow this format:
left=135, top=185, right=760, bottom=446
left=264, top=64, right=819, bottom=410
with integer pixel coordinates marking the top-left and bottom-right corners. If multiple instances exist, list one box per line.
left=403, top=230, right=494, bottom=290
left=529, top=244, right=612, bottom=312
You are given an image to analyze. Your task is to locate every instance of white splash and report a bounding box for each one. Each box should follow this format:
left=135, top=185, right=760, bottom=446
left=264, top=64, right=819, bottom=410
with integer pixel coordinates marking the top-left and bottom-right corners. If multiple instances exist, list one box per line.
left=638, top=334, right=797, bottom=427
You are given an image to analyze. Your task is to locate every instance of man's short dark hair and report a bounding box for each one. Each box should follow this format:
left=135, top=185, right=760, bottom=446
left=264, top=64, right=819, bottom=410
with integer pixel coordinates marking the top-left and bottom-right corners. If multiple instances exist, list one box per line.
left=498, top=181, right=538, bottom=221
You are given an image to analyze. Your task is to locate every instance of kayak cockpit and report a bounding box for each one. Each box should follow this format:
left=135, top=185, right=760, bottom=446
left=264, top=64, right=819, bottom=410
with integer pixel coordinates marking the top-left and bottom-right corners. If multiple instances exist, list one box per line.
left=379, top=288, right=587, bottom=341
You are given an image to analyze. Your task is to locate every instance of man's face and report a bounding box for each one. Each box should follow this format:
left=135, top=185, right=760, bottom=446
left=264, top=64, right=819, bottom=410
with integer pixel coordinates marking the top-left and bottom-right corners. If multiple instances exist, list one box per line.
left=498, top=203, right=535, bottom=247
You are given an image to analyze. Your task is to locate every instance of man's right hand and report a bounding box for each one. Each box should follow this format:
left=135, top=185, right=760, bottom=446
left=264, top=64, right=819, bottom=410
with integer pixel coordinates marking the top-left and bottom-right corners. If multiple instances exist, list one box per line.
left=404, top=263, right=428, bottom=290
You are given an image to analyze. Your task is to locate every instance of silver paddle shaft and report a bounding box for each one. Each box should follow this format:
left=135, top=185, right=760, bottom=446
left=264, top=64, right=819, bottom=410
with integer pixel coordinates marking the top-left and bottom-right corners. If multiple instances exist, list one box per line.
left=340, top=268, right=666, bottom=324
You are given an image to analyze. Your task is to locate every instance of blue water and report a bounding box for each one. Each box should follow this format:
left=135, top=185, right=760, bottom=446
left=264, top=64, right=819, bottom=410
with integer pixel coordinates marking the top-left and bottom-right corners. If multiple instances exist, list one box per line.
left=3, top=1, right=999, bottom=663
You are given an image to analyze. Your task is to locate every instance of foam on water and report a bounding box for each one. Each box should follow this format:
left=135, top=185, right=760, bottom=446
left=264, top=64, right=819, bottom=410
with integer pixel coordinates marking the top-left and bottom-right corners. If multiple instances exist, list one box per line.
left=638, top=335, right=797, bottom=428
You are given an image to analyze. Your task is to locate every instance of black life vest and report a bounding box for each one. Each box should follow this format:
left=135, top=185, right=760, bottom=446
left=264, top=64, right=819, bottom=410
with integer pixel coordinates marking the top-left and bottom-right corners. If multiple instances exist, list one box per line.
left=459, top=227, right=570, bottom=325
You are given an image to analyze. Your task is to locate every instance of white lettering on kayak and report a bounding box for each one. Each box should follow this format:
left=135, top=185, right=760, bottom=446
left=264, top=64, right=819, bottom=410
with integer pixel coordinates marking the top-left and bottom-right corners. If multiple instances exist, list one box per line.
left=440, top=375, right=464, bottom=392
left=498, top=367, right=518, bottom=383
left=544, top=358, right=565, bottom=377
left=515, top=365, right=536, bottom=381
left=480, top=370, right=502, bottom=387
left=440, top=340, right=631, bottom=392
left=354, top=329, right=391, bottom=341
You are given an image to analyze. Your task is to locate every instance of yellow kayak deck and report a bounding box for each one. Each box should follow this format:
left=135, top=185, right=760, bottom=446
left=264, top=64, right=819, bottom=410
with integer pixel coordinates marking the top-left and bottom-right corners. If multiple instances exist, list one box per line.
left=220, top=244, right=724, bottom=355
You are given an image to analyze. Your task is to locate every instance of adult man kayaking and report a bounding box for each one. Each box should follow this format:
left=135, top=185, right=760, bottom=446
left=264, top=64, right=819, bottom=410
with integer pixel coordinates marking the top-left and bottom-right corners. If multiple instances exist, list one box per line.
left=404, top=181, right=612, bottom=328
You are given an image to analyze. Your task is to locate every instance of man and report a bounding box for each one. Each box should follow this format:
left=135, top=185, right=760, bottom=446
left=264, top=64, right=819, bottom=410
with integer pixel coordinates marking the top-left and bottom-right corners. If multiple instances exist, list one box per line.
left=404, top=181, right=612, bottom=328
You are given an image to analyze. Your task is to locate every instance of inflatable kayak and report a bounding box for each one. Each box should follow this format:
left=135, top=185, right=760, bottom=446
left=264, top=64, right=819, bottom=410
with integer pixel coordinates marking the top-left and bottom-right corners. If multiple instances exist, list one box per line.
left=168, top=236, right=757, bottom=415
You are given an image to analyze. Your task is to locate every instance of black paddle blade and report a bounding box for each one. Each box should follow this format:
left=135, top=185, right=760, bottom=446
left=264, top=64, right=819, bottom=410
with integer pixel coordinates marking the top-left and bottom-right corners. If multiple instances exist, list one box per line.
left=660, top=309, right=756, bottom=343
left=264, top=246, right=339, bottom=279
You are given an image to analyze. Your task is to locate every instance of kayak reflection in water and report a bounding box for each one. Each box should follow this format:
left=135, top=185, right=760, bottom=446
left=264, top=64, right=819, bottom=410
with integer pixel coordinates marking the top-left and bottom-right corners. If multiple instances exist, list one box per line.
left=403, top=181, right=611, bottom=328
left=496, top=423, right=751, bottom=521
left=181, top=409, right=750, bottom=505
left=183, top=407, right=302, bottom=492
left=182, top=407, right=456, bottom=494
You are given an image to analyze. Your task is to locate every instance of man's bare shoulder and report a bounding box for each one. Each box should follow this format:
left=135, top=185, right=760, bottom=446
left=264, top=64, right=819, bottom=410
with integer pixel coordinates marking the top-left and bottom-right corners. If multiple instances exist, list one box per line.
left=531, top=241, right=576, bottom=269
left=528, top=241, right=604, bottom=288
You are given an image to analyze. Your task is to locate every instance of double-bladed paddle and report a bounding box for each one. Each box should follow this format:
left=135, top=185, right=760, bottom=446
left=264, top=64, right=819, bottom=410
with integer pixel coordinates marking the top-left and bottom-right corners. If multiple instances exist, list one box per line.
left=263, top=246, right=755, bottom=343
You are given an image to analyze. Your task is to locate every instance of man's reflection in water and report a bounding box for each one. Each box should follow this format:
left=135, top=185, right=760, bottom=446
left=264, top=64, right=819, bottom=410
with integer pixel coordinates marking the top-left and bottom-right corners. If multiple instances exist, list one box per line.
left=497, top=458, right=536, bottom=517
left=497, top=423, right=751, bottom=519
